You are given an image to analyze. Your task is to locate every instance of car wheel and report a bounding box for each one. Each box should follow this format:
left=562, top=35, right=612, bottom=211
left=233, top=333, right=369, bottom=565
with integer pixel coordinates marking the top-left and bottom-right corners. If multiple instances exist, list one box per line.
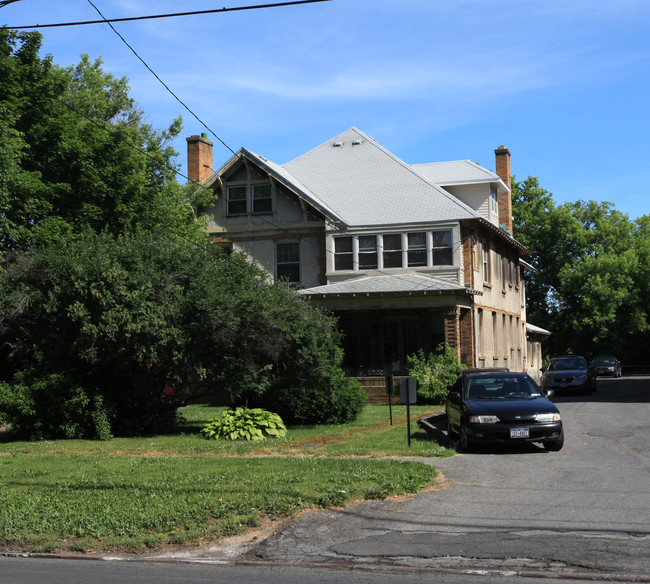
left=458, top=424, right=472, bottom=453
left=543, top=429, right=564, bottom=451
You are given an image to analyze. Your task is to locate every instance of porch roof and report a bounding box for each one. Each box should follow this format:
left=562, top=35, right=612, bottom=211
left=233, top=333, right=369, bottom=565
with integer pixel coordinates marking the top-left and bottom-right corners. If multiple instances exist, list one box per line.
left=299, top=273, right=481, bottom=297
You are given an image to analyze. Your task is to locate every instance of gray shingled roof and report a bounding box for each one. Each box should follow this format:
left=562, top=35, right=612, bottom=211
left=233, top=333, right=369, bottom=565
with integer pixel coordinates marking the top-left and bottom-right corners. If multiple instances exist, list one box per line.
left=300, top=273, right=480, bottom=296
left=283, top=128, right=481, bottom=228
left=412, top=160, right=507, bottom=193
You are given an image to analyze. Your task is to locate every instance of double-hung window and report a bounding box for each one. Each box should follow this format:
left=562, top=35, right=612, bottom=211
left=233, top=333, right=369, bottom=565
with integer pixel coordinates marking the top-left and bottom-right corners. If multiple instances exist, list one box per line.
left=276, top=242, right=300, bottom=284
left=482, top=239, right=491, bottom=283
left=252, top=184, right=272, bottom=214
left=382, top=234, right=402, bottom=268
left=432, top=230, right=452, bottom=265
left=334, top=236, right=353, bottom=270
left=358, top=235, right=378, bottom=269
left=226, top=186, right=247, bottom=215
left=407, top=232, right=427, bottom=267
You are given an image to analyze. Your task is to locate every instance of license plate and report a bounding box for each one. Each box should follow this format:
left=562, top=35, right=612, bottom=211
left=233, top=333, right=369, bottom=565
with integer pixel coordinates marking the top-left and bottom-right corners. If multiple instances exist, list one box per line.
left=510, top=427, right=529, bottom=439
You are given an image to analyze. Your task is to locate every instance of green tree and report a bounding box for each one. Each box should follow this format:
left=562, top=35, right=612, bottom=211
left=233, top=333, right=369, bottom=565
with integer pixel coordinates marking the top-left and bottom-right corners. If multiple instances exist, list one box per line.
left=512, top=177, right=649, bottom=359
left=0, top=232, right=363, bottom=438
left=0, top=29, right=211, bottom=252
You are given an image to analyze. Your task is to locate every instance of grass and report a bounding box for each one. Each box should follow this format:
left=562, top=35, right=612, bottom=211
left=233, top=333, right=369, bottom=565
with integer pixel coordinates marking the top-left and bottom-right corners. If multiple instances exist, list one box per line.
left=0, top=404, right=452, bottom=554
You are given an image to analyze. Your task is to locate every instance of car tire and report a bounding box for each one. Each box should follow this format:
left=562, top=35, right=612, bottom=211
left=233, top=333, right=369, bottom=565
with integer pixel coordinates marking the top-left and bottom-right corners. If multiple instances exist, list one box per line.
left=458, top=424, right=472, bottom=453
left=543, top=429, right=564, bottom=451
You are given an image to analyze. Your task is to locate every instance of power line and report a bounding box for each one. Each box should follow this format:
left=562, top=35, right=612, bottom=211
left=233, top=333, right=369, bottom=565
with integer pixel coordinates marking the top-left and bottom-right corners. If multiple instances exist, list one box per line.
left=85, top=0, right=236, bottom=156
left=3, top=0, right=332, bottom=29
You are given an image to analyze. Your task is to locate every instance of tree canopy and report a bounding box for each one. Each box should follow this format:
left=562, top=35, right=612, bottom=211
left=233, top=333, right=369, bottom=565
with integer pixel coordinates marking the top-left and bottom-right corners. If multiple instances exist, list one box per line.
left=512, top=176, right=649, bottom=362
left=0, top=29, right=211, bottom=252
left=0, top=30, right=365, bottom=439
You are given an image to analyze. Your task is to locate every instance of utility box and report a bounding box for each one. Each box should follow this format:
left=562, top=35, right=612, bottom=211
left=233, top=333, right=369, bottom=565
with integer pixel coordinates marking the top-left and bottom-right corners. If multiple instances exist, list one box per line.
left=399, top=377, right=417, bottom=404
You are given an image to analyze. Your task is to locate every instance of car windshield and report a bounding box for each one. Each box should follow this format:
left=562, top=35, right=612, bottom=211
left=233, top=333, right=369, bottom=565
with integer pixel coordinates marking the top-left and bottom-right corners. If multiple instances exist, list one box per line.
left=466, top=376, right=543, bottom=399
left=549, top=358, right=586, bottom=371
left=593, top=357, right=615, bottom=365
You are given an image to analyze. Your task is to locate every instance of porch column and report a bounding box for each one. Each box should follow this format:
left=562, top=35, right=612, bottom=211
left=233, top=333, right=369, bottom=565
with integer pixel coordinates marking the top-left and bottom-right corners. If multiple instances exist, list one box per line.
left=443, top=308, right=461, bottom=361
left=459, top=307, right=475, bottom=367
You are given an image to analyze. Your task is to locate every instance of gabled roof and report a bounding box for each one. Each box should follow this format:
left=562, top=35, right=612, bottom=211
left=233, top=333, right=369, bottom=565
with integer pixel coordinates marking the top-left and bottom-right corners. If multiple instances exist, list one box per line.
left=282, top=128, right=481, bottom=228
left=300, top=273, right=481, bottom=297
left=207, top=148, right=342, bottom=222
left=412, top=160, right=509, bottom=194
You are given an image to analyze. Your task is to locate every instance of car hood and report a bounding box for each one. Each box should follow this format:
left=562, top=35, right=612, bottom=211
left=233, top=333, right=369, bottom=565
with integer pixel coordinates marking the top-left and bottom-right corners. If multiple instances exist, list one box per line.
left=544, top=368, right=587, bottom=377
left=465, top=397, right=558, bottom=415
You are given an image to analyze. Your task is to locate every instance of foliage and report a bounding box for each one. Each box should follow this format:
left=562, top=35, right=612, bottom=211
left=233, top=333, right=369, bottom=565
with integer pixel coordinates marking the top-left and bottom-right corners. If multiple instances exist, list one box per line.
left=0, top=232, right=357, bottom=438
left=201, top=407, right=287, bottom=441
left=265, top=371, right=367, bottom=426
left=407, top=344, right=465, bottom=404
left=0, top=29, right=214, bottom=254
left=512, top=176, right=649, bottom=360
left=0, top=373, right=112, bottom=441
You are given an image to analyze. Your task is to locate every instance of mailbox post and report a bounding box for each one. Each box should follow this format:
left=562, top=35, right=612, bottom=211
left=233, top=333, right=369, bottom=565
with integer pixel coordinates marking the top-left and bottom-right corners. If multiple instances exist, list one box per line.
left=399, top=377, right=417, bottom=446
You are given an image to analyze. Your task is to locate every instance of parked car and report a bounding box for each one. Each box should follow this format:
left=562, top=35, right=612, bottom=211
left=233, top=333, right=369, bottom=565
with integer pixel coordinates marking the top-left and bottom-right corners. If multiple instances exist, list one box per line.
left=447, top=367, right=510, bottom=393
left=591, top=355, right=622, bottom=377
left=540, top=355, right=596, bottom=395
left=445, top=371, right=564, bottom=452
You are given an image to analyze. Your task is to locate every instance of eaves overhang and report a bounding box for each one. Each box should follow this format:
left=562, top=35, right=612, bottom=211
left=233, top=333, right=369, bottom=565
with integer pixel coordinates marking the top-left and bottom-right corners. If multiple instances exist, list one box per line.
left=464, top=217, right=531, bottom=256
left=299, top=274, right=483, bottom=299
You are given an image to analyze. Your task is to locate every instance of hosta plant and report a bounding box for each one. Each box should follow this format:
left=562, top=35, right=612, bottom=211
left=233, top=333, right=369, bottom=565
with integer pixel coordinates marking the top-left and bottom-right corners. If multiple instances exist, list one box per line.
left=201, top=407, right=287, bottom=441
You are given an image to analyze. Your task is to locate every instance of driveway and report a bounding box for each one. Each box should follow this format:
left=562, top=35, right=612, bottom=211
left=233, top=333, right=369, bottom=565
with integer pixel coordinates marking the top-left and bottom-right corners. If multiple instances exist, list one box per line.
left=240, top=376, right=650, bottom=580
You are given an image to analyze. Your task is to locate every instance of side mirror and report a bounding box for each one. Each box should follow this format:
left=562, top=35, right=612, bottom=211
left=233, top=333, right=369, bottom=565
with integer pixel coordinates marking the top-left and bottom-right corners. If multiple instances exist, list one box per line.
left=544, top=389, right=555, bottom=399
left=448, top=391, right=461, bottom=403
left=540, top=367, right=546, bottom=373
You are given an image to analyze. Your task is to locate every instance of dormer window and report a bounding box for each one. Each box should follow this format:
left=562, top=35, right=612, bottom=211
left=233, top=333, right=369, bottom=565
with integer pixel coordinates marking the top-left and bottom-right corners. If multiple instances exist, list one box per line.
left=252, top=184, right=272, bottom=214
left=226, top=186, right=247, bottom=215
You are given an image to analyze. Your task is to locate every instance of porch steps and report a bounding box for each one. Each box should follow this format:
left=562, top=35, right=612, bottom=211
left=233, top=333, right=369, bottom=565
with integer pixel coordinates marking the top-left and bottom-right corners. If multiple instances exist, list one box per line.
left=352, top=376, right=401, bottom=404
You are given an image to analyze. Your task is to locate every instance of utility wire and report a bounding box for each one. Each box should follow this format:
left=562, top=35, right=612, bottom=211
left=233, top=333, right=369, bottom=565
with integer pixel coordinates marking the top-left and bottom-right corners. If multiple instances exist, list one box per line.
left=86, top=0, right=236, bottom=156
left=4, top=0, right=332, bottom=29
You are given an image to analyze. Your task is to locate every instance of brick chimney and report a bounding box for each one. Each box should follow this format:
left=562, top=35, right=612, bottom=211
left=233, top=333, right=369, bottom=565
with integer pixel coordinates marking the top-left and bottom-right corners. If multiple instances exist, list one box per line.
left=186, top=133, right=214, bottom=184
left=494, top=145, right=513, bottom=235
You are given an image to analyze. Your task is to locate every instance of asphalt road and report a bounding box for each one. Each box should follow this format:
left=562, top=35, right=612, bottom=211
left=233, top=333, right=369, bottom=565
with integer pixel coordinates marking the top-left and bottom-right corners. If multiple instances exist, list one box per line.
left=242, top=375, right=650, bottom=580
left=3, top=375, right=649, bottom=583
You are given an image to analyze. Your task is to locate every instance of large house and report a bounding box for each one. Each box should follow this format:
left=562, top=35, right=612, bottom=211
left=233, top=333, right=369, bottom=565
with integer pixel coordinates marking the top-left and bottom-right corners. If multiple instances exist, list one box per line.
left=187, top=127, right=548, bottom=381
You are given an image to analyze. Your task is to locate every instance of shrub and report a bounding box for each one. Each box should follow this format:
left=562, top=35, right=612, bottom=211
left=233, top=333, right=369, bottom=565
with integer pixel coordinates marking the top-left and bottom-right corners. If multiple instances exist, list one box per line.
left=0, top=371, right=113, bottom=440
left=266, top=374, right=366, bottom=426
left=201, top=407, right=287, bottom=441
left=407, top=344, right=466, bottom=404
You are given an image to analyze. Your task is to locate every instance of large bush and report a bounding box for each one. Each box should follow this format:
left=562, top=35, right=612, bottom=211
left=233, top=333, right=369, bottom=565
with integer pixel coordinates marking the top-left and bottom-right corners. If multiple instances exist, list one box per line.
left=0, top=232, right=360, bottom=439
left=407, top=344, right=466, bottom=404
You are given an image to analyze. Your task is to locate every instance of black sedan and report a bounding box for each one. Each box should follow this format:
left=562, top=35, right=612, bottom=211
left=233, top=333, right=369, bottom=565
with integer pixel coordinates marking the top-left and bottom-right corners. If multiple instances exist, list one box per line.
left=445, top=372, right=563, bottom=452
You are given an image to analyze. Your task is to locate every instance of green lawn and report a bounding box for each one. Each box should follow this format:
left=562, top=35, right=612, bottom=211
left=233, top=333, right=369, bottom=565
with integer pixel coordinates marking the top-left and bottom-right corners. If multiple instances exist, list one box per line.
left=0, top=404, right=452, bottom=554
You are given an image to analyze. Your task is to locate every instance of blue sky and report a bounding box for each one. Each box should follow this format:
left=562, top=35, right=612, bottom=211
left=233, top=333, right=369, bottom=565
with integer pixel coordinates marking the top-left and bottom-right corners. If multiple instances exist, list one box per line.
left=3, top=0, right=650, bottom=220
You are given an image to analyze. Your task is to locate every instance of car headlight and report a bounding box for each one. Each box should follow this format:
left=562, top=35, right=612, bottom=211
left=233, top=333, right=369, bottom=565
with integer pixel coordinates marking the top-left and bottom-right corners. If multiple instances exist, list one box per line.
left=535, top=413, right=561, bottom=422
left=470, top=415, right=500, bottom=424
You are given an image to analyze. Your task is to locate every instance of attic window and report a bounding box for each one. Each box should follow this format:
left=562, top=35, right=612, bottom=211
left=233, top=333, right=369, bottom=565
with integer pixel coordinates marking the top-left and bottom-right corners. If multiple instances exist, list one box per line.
left=333, top=141, right=343, bottom=147
left=352, top=139, right=362, bottom=145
